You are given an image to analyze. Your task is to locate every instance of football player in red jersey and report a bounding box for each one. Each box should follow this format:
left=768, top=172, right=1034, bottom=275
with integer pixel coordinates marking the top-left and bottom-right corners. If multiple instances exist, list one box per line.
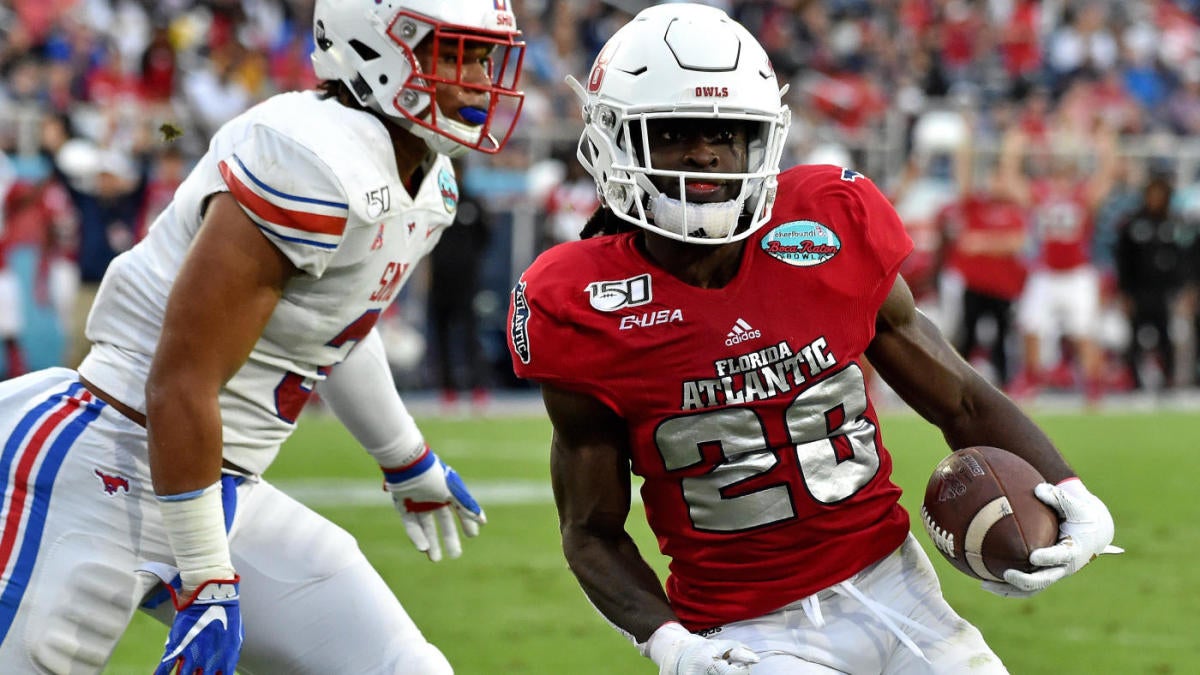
left=1004, top=122, right=1120, bottom=404
left=940, top=124, right=1031, bottom=389
left=508, top=5, right=1119, bottom=674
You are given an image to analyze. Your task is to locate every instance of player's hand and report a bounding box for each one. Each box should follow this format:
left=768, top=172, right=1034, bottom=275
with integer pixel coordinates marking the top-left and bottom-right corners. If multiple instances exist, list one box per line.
left=643, top=622, right=759, bottom=675
left=382, top=446, right=486, bottom=562
left=982, top=479, right=1121, bottom=598
left=154, top=577, right=243, bottom=675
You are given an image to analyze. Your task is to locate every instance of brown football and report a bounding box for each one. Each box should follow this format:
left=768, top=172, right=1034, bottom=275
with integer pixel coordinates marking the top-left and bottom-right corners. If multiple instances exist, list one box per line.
left=919, top=446, right=1060, bottom=582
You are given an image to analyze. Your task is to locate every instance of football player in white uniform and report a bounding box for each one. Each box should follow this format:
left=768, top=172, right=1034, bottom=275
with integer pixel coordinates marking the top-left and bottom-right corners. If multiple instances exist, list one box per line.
left=0, top=1, right=524, bottom=673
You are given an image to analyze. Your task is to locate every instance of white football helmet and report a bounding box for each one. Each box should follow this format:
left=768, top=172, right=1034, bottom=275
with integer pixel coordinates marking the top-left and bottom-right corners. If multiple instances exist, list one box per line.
left=311, top=0, right=525, bottom=157
left=568, top=3, right=790, bottom=244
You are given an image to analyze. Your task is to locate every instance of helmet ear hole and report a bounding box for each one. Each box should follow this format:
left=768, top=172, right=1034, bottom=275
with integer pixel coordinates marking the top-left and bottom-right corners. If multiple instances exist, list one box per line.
left=349, top=39, right=380, bottom=61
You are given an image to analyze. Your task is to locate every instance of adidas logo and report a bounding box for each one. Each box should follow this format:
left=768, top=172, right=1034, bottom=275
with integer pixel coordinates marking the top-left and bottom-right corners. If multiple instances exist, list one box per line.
left=725, top=318, right=761, bottom=346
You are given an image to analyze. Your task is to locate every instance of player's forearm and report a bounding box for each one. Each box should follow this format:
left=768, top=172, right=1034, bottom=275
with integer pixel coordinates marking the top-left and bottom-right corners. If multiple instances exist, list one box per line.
left=936, top=378, right=1075, bottom=483
left=869, top=298, right=1074, bottom=482
left=146, top=380, right=225, bottom=494
left=145, top=381, right=235, bottom=590
left=563, top=526, right=676, bottom=643
left=321, top=328, right=425, bottom=468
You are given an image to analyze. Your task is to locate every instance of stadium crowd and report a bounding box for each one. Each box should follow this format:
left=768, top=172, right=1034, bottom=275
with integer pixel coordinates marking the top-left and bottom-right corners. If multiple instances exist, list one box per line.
left=2, top=0, right=1199, bottom=404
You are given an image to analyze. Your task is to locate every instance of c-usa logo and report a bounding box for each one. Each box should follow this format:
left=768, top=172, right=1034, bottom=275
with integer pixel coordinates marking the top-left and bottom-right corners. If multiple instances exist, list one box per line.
left=586, top=274, right=651, bottom=312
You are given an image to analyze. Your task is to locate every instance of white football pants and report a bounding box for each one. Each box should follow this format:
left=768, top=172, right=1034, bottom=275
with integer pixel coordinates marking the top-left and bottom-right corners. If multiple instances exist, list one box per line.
left=719, top=534, right=1008, bottom=674
left=0, top=368, right=451, bottom=674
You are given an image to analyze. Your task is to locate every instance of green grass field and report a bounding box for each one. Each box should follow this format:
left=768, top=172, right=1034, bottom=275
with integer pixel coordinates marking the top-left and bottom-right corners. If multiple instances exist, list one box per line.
left=106, top=406, right=1198, bottom=674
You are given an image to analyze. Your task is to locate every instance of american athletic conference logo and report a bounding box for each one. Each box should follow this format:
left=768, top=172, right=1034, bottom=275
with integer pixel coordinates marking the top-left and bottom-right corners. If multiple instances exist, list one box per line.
left=438, top=168, right=459, bottom=213
left=761, top=220, right=841, bottom=267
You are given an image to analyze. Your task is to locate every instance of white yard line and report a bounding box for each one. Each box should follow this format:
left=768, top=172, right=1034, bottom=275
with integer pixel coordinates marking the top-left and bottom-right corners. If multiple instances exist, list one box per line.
left=271, top=479, right=556, bottom=508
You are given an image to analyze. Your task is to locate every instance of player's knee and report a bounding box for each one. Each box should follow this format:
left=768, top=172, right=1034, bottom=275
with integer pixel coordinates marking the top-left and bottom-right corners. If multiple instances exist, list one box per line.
left=26, top=551, right=139, bottom=673
left=390, top=640, right=453, bottom=675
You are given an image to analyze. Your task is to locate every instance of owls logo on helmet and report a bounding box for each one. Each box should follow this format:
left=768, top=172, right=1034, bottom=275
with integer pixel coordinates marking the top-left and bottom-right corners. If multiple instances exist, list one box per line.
left=566, top=3, right=791, bottom=245
left=311, top=0, right=526, bottom=158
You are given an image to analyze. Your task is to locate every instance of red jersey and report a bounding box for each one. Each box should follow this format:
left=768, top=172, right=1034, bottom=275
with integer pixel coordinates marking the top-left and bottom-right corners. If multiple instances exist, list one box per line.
left=508, top=166, right=913, bottom=630
left=945, top=194, right=1029, bottom=300
left=1031, top=180, right=1093, bottom=270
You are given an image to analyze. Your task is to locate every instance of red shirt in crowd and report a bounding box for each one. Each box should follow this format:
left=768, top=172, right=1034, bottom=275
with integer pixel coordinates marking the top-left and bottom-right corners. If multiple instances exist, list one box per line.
left=1031, top=180, right=1093, bottom=271
left=943, top=194, right=1029, bottom=300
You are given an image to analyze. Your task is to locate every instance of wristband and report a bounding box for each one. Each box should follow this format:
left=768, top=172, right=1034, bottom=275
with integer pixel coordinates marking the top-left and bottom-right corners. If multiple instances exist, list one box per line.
left=381, top=445, right=435, bottom=482
left=157, top=482, right=236, bottom=591
left=375, top=439, right=429, bottom=474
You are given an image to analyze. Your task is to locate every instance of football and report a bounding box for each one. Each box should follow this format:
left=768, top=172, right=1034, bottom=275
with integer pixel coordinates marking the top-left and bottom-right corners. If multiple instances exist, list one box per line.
left=919, top=446, right=1060, bottom=582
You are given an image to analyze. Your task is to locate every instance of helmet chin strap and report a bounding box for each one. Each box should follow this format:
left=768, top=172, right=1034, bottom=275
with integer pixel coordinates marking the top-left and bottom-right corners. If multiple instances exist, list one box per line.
left=648, top=193, right=742, bottom=242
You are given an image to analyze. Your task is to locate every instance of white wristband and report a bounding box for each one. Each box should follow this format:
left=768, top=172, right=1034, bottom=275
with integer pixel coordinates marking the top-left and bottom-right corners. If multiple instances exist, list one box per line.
left=157, top=482, right=236, bottom=590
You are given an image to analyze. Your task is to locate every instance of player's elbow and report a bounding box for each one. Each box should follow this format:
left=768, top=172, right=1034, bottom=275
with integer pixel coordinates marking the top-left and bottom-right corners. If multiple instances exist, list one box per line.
left=560, top=520, right=623, bottom=566
left=144, top=362, right=220, bottom=422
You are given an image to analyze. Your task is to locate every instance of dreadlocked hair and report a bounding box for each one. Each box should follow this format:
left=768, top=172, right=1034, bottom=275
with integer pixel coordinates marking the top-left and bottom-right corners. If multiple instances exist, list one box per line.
left=318, top=80, right=368, bottom=111
left=579, top=207, right=639, bottom=240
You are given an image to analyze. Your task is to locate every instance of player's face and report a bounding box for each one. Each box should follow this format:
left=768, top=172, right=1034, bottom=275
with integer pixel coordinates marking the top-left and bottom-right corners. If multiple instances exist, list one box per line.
left=414, top=38, right=495, bottom=127
left=641, top=118, right=750, bottom=203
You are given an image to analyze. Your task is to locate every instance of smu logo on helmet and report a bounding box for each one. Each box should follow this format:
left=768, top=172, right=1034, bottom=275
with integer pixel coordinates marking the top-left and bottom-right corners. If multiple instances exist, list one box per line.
left=761, top=220, right=841, bottom=267
left=586, top=274, right=651, bottom=312
left=694, top=86, right=730, bottom=98
left=511, top=280, right=531, bottom=364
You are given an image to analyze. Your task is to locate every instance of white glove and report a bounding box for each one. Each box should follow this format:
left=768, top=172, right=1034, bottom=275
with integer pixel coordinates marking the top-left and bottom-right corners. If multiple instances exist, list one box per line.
left=982, top=479, right=1122, bottom=598
left=382, top=447, right=486, bottom=562
left=641, top=622, right=759, bottom=675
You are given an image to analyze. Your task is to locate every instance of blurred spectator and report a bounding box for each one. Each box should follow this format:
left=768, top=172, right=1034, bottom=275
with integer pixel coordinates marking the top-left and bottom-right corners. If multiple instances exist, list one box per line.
left=888, top=108, right=967, bottom=333
left=1189, top=228, right=1200, bottom=386
left=139, top=24, right=179, bottom=105
left=428, top=166, right=493, bottom=412
left=0, top=254, right=26, bottom=379
left=941, top=125, right=1030, bottom=388
left=1, top=152, right=77, bottom=361
left=85, top=40, right=141, bottom=106
left=181, top=42, right=254, bottom=138
left=41, top=113, right=150, bottom=366
left=541, top=150, right=598, bottom=248
left=1114, top=174, right=1191, bottom=389
left=137, top=144, right=187, bottom=239
left=998, top=0, right=1042, bottom=86
left=268, top=30, right=319, bottom=93
left=1008, top=123, right=1120, bottom=404
left=1045, top=2, right=1118, bottom=93
left=1166, top=60, right=1200, bottom=135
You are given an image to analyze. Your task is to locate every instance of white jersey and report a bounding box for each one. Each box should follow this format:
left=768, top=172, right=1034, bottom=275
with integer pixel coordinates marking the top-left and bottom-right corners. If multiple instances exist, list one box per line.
left=79, top=91, right=459, bottom=474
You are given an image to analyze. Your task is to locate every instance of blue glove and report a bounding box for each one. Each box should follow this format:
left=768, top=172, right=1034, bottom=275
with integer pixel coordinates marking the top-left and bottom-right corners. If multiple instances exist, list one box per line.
left=154, top=577, right=243, bottom=675
left=154, top=474, right=244, bottom=674
left=382, top=446, right=486, bottom=561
